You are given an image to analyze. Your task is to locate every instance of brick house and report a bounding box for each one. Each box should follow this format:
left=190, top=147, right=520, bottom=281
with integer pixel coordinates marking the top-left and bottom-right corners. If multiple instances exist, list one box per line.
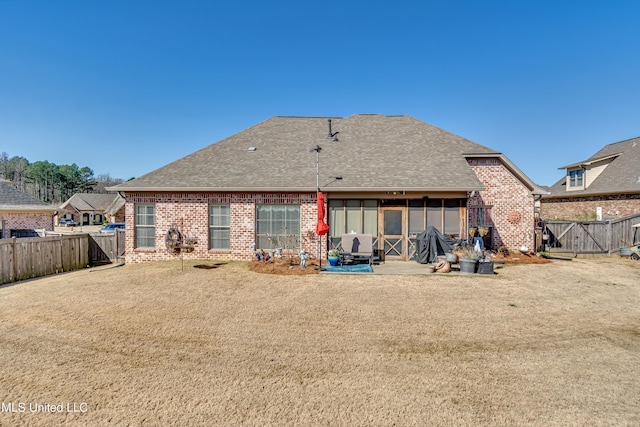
left=0, top=179, right=57, bottom=238
left=109, top=115, right=545, bottom=263
left=58, top=193, right=126, bottom=225
left=541, top=136, right=640, bottom=220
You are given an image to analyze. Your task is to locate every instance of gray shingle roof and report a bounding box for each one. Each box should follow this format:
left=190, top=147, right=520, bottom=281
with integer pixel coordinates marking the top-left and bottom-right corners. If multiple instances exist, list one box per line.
left=0, top=180, right=57, bottom=212
left=112, top=115, right=504, bottom=192
left=546, top=136, right=640, bottom=197
left=60, top=193, right=123, bottom=212
left=104, top=195, right=125, bottom=215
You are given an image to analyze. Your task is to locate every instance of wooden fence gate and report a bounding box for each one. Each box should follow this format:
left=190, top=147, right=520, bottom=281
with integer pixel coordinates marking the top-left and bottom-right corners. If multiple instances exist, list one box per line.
left=543, top=213, right=640, bottom=255
left=89, top=230, right=125, bottom=265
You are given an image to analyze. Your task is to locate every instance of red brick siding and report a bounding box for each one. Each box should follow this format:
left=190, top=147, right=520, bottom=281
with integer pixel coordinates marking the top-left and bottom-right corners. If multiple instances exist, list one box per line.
left=124, top=192, right=318, bottom=263
left=541, top=194, right=640, bottom=220
left=109, top=205, right=126, bottom=223
left=0, top=213, right=54, bottom=235
left=468, top=158, right=535, bottom=250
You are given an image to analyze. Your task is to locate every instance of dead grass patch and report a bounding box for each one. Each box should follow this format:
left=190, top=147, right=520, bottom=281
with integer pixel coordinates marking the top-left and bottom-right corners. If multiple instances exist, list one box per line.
left=0, top=257, right=639, bottom=426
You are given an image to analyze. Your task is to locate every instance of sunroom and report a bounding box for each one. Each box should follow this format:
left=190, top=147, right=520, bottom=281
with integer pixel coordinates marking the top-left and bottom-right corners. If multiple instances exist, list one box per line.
left=327, top=196, right=466, bottom=261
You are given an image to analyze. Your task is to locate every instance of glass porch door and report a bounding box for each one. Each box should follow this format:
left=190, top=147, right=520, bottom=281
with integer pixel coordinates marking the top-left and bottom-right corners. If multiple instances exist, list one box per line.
left=381, top=207, right=406, bottom=260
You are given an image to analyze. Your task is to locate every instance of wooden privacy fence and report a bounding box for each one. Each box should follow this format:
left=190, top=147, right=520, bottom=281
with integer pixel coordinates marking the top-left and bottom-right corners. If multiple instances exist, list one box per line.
left=543, top=213, right=640, bottom=255
left=0, top=230, right=125, bottom=285
left=89, top=230, right=126, bottom=265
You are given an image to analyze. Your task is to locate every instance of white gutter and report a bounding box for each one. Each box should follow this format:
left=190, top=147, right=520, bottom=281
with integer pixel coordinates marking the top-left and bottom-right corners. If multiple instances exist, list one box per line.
left=107, top=185, right=487, bottom=193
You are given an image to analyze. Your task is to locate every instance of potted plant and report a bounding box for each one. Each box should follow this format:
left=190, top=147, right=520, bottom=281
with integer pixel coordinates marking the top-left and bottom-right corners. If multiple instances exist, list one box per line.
left=454, top=245, right=481, bottom=273
left=181, top=237, right=197, bottom=253
left=445, top=252, right=458, bottom=263
left=327, top=249, right=340, bottom=266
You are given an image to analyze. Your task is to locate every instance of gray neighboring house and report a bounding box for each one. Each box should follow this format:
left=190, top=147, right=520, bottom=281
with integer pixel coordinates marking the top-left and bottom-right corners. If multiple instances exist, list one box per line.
left=0, top=179, right=57, bottom=238
left=59, top=193, right=125, bottom=225
left=542, top=136, right=640, bottom=220
left=109, top=114, right=545, bottom=263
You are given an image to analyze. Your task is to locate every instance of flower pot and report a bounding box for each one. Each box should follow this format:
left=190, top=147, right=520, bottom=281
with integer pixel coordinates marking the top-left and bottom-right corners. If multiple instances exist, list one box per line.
left=458, top=257, right=478, bottom=274
left=477, top=261, right=494, bottom=274
left=445, top=252, right=458, bottom=263
left=328, top=256, right=340, bottom=266
left=435, top=261, right=451, bottom=273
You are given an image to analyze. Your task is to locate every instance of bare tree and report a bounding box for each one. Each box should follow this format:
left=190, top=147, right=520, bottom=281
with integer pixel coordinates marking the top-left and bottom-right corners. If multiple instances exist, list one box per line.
left=0, top=152, right=8, bottom=179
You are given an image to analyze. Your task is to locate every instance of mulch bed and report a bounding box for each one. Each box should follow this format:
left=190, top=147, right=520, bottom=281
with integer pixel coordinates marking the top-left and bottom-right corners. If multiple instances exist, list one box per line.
left=249, top=257, right=320, bottom=275
left=249, top=249, right=550, bottom=275
left=491, top=250, right=551, bottom=264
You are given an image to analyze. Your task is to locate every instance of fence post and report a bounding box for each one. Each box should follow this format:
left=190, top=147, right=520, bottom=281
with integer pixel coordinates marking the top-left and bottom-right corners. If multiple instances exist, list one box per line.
left=12, top=236, right=18, bottom=280
left=59, top=234, right=64, bottom=272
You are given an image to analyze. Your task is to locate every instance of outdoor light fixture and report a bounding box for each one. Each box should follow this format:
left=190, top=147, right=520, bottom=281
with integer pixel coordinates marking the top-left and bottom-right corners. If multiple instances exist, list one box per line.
left=322, top=176, right=343, bottom=187
left=310, top=145, right=322, bottom=190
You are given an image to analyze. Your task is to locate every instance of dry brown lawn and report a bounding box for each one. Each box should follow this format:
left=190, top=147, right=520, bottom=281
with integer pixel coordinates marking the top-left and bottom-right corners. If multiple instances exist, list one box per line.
left=1, top=257, right=639, bottom=426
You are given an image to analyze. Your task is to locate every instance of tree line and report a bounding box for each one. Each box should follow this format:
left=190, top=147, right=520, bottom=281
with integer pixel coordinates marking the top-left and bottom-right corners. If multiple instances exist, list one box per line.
left=0, top=152, right=126, bottom=204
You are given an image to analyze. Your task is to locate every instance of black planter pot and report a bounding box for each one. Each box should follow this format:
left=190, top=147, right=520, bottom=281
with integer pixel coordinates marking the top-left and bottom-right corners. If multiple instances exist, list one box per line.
left=458, top=257, right=478, bottom=274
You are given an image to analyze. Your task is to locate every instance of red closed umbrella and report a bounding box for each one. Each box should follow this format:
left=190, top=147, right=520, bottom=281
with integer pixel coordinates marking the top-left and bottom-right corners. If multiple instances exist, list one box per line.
left=315, top=191, right=329, bottom=236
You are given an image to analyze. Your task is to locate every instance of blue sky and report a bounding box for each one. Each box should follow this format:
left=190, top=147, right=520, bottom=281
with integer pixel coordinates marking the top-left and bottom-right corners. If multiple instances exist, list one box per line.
left=1, top=0, right=639, bottom=186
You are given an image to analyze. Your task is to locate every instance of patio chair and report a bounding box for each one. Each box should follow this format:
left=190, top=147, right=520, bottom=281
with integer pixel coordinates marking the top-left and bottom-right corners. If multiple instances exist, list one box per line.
left=341, top=233, right=376, bottom=265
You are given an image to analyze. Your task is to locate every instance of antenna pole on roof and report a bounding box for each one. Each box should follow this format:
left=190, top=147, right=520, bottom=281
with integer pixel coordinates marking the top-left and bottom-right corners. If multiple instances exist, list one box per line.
left=327, top=119, right=339, bottom=141
left=312, top=145, right=321, bottom=192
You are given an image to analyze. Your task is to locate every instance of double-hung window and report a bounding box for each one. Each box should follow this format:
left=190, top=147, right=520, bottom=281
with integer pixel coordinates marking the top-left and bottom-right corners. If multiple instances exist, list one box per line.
left=135, top=204, right=155, bottom=248
left=209, top=204, right=230, bottom=249
left=256, top=204, right=300, bottom=249
left=569, top=169, right=584, bottom=188
left=470, top=205, right=493, bottom=227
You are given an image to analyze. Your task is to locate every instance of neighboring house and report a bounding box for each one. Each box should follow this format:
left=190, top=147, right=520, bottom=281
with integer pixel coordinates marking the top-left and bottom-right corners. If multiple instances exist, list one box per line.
left=104, top=194, right=126, bottom=223
left=109, top=114, right=545, bottom=263
left=59, top=193, right=126, bottom=225
left=542, top=136, right=640, bottom=220
left=0, top=179, right=57, bottom=238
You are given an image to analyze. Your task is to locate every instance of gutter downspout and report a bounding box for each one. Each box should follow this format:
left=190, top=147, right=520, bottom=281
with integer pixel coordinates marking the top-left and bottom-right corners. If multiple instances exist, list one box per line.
left=534, top=192, right=551, bottom=252
left=533, top=193, right=550, bottom=252
left=467, top=191, right=476, bottom=246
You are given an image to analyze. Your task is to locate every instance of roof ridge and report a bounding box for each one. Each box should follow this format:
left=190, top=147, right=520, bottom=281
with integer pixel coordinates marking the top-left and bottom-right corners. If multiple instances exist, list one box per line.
left=274, top=115, right=343, bottom=119
left=603, top=135, right=640, bottom=147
